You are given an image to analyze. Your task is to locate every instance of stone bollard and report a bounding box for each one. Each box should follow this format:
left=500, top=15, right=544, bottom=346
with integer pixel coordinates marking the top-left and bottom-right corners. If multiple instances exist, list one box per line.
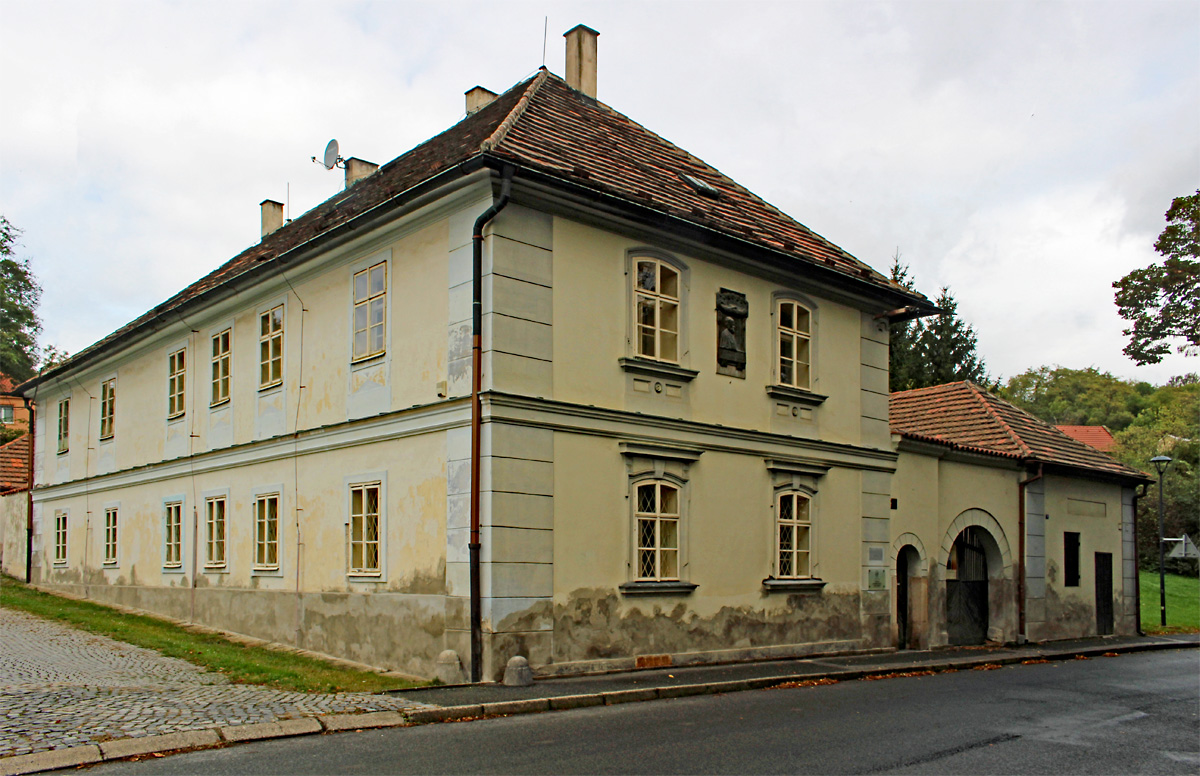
left=435, top=650, right=465, bottom=685
left=502, top=655, right=534, bottom=686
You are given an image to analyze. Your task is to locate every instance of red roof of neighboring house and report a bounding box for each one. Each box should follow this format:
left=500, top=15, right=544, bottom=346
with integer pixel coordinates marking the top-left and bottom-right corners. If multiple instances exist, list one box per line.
left=0, top=434, right=30, bottom=493
left=20, top=69, right=930, bottom=393
left=1055, top=425, right=1116, bottom=452
left=0, top=374, right=16, bottom=393
left=890, top=382, right=1148, bottom=482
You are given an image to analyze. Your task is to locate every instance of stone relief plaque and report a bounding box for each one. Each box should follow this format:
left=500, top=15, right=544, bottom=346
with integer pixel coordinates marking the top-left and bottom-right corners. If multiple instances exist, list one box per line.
left=716, top=288, right=747, bottom=378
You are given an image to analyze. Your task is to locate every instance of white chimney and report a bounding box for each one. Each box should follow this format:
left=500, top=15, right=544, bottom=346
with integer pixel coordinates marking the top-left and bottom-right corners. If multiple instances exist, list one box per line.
left=564, top=24, right=599, bottom=98
left=465, top=86, right=498, bottom=115
left=344, top=157, right=379, bottom=189
left=260, top=199, right=284, bottom=238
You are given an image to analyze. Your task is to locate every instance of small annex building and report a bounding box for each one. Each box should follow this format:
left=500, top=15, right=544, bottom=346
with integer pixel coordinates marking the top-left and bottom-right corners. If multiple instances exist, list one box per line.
left=13, top=27, right=1151, bottom=681
left=890, top=382, right=1149, bottom=648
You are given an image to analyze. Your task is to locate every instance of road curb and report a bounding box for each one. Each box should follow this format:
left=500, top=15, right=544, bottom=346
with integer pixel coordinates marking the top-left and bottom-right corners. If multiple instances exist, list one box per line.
left=0, top=638, right=1193, bottom=774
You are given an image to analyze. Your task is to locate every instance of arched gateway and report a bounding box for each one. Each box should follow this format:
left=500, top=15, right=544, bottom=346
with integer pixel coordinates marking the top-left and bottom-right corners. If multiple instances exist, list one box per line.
left=939, top=510, right=1012, bottom=646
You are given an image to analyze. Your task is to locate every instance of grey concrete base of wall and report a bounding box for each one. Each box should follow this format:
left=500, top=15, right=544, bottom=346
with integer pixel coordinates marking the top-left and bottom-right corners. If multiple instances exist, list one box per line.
left=532, top=638, right=870, bottom=677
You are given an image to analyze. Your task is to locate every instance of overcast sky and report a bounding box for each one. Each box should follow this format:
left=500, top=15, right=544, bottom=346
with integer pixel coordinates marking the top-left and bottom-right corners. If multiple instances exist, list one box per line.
left=2, top=0, right=1196, bottom=385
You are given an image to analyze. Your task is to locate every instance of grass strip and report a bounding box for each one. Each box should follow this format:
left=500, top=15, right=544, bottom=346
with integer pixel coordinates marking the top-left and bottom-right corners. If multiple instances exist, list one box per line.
left=1139, top=570, right=1200, bottom=634
left=0, top=575, right=425, bottom=694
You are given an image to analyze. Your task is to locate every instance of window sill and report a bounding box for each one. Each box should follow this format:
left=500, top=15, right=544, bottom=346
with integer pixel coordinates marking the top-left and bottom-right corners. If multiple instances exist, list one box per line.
left=102, top=561, right=118, bottom=568
left=252, top=566, right=283, bottom=577
left=765, top=385, right=827, bottom=408
left=619, top=580, right=698, bottom=596
left=258, top=382, right=283, bottom=394
left=761, top=577, right=826, bottom=594
left=348, top=573, right=384, bottom=581
left=618, top=358, right=699, bottom=383
left=203, top=565, right=229, bottom=573
left=209, top=399, right=230, bottom=409
left=162, top=566, right=185, bottom=574
left=166, top=414, right=186, bottom=423
left=99, top=435, right=113, bottom=443
left=351, top=353, right=387, bottom=369
left=56, top=450, right=69, bottom=456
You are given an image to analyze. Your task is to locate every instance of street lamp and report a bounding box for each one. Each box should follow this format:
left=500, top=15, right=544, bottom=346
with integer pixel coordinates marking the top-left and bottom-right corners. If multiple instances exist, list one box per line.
left=1150, top=455, right=1172, bottom=627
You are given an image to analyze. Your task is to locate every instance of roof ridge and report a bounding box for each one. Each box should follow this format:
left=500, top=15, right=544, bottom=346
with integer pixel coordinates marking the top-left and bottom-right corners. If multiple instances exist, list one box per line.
left=966, top=382, right=1033, bottom=457
left=481, top=69, right=550, bottom=153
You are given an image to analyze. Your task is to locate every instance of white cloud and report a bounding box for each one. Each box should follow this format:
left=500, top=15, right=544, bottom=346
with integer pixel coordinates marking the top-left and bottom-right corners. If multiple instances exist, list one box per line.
left=1, top=0, right=1196, bottom=384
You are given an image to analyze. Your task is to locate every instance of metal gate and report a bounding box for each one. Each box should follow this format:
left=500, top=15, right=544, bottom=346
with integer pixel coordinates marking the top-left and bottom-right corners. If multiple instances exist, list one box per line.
left=946, top=527, right=988, bottom=646
left=1095, top=552, right=1113, bottom=635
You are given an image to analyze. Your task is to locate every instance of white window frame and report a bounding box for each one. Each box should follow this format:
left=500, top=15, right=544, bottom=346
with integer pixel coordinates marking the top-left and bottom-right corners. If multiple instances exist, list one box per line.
left=211, top=328, right=231, bottom=406
left=53, top=510, right=68, bottom=565
left=259, top=305, right=284, bottom=390
left=167, top=348, right=187, bottom=419
left=634, top=479, right=682, bottom=581
left=631, top=256, right=683, bottom=364
left=348, top=481, right=383, bottom=577
left=352, top=261, right=387, bottom=362
left=56, top=399, right=69, bottom=454
left=776, top=299, right=813, bottom=390
left=163, top=500, right=183, bottom=569
left=775, top=491, right=814, bottom=579
left=254, top=492, right=281, bottom=572
left=0, top=405, right=12, bottom=424
left=102, top=507, right=118, bottom=566
left=204, top=496, right=227, bottom=569
left=99, top=378, right=116, bottom=440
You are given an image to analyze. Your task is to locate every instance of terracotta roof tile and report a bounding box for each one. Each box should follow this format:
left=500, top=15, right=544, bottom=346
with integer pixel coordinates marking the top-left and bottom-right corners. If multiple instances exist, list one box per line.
left=890, top=382, right=1148, bottom=482
left=1055, top=425, right=1117, bottom=452
left=23, top=70, right=928, bottom=391
left=0, top=434, right=29, bottom=493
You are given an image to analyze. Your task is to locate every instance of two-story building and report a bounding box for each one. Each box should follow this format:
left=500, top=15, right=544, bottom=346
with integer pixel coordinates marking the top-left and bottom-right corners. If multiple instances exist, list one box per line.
left=15, top=27, right=1148, bottom=682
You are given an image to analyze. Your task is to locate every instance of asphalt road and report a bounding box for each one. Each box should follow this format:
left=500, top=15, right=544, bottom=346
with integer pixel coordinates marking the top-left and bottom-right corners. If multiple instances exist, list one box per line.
left=68, top=649, right=1199, bottom=775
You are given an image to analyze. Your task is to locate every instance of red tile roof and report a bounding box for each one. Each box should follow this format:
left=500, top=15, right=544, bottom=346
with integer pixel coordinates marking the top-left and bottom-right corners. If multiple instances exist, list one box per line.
left=0, top=434, right=30, bottom=493
left=0, top=374, right=16, bottom=393
left=21, top=70, right=929, bottom=392
left=890, top=382, right=1148, bottom=482
left=1055, top=425, right=1116, bottom=452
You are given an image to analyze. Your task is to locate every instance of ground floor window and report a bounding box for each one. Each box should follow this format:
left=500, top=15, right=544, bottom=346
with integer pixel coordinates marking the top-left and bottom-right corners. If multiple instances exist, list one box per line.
left=254, top=494, right=279, bottom=570
left=635, top=480, right=680, bottom=580
left=164, top=502, right=182, bottom=568
left=205, top=497, right=226, bottom=568
left=349, top=483, right=381, bottom=575
left=103, top=508, right=118, bottom=565
left=776, top=491, right=812, bottom=578
left=53, top=511, right=67, bottom=564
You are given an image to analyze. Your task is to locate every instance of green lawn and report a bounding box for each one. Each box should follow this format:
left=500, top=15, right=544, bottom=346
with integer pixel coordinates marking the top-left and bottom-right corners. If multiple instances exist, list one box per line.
left=0, top=575, right=426, bottom=694
left=1139, top=570, right=1200, bottom=634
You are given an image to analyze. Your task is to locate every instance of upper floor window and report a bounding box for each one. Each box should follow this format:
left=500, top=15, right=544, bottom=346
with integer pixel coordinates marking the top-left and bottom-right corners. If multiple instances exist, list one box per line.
left=56, top=399, right=69, bottom=454
left=633, top=258, right=680, bottom=363
left=0, top=405, right=13, bottom=424
left=259, top=306, right=283, bottom=389
left=211, top=329, right=231, bottom=406
left=635, top=480, right=680, bottom=581
left=349, top=482, right=382, bottom=575
left=777, top=300, right=812, bottom=390
left=167, top=349, right=186, bottom=419
left=776, top=492, right=812, bottom=578
left=103, top=508, right=118, bottom=566
left=353, top=262, right=387, bottom=361
left=99, top=379, right=116, bottom=440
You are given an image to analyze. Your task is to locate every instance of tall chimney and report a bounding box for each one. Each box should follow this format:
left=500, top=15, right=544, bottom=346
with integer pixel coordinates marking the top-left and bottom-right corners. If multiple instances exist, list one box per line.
left=344, top=157, right=379, bottom=189
left=465, top=86, right=498, bottom=115
left=564, top=25, right=599, bottom=98
left=260, top=199, right=284, bottom=238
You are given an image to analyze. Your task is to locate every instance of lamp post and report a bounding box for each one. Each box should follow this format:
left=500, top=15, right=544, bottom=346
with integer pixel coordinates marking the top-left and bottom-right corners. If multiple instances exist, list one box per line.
left=1150, top=455, right=1172, bottom=627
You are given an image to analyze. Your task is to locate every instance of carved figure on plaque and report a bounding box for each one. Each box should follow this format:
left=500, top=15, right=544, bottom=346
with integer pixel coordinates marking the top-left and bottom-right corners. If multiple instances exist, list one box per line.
left=716, top=288, right=748, bottom=378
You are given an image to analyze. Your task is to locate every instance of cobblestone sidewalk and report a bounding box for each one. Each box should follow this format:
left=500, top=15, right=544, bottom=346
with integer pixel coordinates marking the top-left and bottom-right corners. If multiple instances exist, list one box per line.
left=0, top=608, right=430, bottom=758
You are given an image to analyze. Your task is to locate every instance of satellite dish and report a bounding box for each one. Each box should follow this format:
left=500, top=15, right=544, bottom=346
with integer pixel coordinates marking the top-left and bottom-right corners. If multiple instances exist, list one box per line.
left=312, top=139, right=344, bottom=170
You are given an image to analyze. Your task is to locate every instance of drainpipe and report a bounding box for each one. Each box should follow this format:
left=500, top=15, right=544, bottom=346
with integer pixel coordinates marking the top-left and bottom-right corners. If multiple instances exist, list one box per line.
left=470, top=164, right=514, bottom=683
left=1017, top=463, right=1044, bottom=642
left=1132, top=482, right=1149, bottom=636
left=23, top=397, right=35, bottom=583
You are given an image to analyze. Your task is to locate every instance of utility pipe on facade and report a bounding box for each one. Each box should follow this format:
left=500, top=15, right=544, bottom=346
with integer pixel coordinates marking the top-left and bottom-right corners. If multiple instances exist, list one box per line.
left=470, top=165, right=515, bottom=683
left=1017, top=463, right=1044, bottom=642
left=23, top=397, right=35, bottom=583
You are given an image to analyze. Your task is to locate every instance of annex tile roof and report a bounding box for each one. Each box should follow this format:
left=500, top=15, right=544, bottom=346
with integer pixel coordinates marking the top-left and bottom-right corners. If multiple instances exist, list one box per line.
left=22, top=69, right=927, bottom=392
left=1055, top=425, right=1116, bottom=452
left=0, top=434, right=30, bottom=493
left=890, top=382, right=1148, bottom=482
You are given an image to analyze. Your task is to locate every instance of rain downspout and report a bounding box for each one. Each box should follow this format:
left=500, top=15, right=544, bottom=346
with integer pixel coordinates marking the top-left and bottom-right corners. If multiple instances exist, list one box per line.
left=1017, top=463, right=1044, bottom=642
left=23, top=397, right=35, bottom=583
left=470, top=164, right=514, bottom=683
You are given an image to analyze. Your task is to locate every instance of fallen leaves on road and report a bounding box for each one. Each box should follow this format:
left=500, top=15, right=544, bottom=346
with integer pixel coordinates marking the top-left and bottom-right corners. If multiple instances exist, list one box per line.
left=770, top=678, right=840, bottom=690
left=1074, top=655, right=1091, bottom=660
left=1021, top=659, right=1049, bottom=664
left=972, top=664, right=1003, bottom=671
left=859, top=670, right=937, bottom=681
